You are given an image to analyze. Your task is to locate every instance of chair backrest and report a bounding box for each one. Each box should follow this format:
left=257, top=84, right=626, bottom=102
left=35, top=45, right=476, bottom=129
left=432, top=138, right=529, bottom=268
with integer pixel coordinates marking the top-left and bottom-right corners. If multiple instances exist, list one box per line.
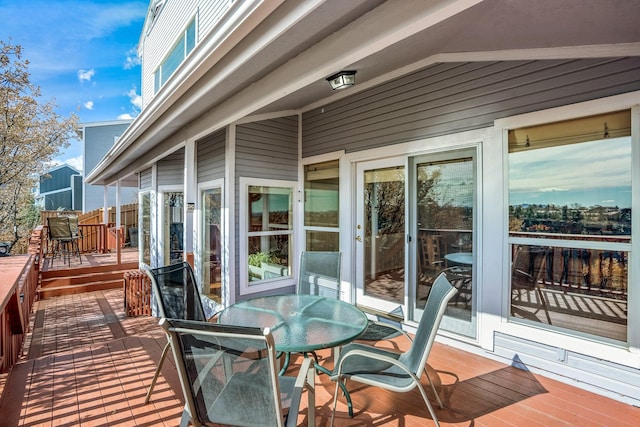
left=67, top=216, right=81, bottom=238
left=145, top=262, right=207, bottom=322
left=47, top=216, right=72, bottom=240
left=298, top=251, right=341, bottom=298
left=400, top=273, right=457, bottom=374
left=163, top=318, right=285, bottom=427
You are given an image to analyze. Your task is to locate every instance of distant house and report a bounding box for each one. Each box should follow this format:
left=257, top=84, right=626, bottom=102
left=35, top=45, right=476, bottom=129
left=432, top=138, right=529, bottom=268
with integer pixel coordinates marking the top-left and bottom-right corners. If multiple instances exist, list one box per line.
left=81, top=120, right=138, bottom=212
left=37, top=164, right=82, bottom=211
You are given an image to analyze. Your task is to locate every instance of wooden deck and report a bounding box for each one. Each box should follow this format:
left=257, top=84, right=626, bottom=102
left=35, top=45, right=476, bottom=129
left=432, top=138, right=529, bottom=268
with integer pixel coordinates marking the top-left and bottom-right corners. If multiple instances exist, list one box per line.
left=1, top=289, right=639, bottom=426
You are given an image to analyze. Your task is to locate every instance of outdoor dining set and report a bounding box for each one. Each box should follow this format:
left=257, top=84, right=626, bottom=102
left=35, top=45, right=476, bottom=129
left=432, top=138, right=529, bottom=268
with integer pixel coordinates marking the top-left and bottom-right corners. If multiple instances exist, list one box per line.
left=143, top=252, right=457, bottom=427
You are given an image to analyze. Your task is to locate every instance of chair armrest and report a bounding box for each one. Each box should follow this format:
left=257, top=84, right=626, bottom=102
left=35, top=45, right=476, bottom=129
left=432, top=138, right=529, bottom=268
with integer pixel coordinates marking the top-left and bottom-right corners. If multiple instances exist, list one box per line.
left=332, top=347, right=415, bottom=380
left=285, top=357, right=314, bottom=427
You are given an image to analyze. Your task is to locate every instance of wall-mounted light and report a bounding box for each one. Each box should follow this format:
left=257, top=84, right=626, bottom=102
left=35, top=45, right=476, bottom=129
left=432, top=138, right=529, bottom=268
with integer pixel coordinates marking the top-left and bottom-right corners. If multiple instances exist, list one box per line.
left=326, top=70, right=357, bottom=90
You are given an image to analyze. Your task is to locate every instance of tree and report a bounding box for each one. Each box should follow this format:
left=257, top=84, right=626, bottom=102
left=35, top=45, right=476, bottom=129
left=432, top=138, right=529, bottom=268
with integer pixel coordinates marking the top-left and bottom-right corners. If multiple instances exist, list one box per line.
left=0, top=40, right=79, bottom=252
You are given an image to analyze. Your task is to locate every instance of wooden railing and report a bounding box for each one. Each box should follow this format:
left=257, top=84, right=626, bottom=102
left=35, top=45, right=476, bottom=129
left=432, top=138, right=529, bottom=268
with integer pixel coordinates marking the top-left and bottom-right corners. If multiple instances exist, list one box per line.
left=41, top=223, right=111, bottom=255
left=0, top=229, right=40, bottom=373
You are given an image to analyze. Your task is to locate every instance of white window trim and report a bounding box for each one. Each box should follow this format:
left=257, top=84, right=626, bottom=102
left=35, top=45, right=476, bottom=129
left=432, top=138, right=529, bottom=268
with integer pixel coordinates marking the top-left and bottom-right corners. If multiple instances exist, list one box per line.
left=495, top=91, right=640, bottom=368
left=196, top=179, right=226, bottom=305
left=239, top=177, right=297, bottom=295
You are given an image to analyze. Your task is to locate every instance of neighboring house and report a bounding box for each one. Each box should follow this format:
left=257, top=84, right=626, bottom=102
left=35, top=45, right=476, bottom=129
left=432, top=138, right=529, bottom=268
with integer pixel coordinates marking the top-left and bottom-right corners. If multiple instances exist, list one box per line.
left=85, top=0, right=640, bottom=406
left=81, top=120, right=138, bottom=212
left=37, top=164, right=82, bottom=211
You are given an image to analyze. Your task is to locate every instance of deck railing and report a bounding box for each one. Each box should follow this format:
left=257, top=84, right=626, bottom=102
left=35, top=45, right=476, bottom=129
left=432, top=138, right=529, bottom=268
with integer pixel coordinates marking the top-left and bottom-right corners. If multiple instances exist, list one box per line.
left=0, top=229, right=40, bottom=372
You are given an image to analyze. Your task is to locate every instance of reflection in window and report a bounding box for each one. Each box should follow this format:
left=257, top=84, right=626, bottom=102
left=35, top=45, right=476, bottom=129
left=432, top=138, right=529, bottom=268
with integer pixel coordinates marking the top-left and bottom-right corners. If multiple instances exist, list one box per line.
left=247, top=185, right=293, bottom=283
left=511, top=244, right=627, bottom=342
left=304, top=160, right=339, bottom=251
left=202, top=188, right=222, bottom=303
left=416, top=158, right=474, bottom=324
left=141, top=192, right=151, bottom=265
left=508, top=110, right=631, bottom=343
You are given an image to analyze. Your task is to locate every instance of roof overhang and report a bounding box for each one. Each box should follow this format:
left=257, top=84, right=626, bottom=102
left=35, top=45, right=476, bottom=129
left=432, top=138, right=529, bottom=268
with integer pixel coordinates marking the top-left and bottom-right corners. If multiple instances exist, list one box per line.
left=86, top=0, right=640, bottom=186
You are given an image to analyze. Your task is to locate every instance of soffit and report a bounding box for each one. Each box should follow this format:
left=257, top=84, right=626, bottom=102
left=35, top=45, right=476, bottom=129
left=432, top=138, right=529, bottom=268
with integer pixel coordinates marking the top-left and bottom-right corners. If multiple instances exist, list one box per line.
left=89, top=0, right=640, bottom=185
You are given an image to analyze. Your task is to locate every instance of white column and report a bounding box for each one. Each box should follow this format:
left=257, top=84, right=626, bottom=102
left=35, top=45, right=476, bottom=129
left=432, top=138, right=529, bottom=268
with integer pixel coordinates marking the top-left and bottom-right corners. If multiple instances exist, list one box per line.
left=184, top=140, right=196, bottom=257
left=103, top=186, right=109, bottom=224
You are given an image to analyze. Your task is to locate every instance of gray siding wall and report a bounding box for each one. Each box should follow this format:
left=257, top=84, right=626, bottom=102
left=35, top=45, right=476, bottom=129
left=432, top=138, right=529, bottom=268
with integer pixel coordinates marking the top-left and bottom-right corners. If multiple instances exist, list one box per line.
left=139, top=168, right=153, bottom=190
left=197, top=129, right=226, bottom=182
left=157, top=148, right=185, bottom=186
left=234, top=116, right=298, bottom=297
left=302, top=58, right=640, bottom=157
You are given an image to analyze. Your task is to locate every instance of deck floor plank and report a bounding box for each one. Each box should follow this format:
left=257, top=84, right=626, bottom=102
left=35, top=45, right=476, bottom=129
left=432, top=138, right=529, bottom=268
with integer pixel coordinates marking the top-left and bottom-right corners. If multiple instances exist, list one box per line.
left=1, top=286, right=639, bottom=426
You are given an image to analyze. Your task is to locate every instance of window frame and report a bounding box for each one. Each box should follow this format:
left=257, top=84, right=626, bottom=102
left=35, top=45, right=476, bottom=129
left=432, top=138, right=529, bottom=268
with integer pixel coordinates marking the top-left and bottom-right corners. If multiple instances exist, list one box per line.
left=495, top=91, right=640, bottom=367
left=153, top=17, right=196, bottom=93
left=197, top=179, right=224, bottom=303
left=239, top=177, right=297, bottom=295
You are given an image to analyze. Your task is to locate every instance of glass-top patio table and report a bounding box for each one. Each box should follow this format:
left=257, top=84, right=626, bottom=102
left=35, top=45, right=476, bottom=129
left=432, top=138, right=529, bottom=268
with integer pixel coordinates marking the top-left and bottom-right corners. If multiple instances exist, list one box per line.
left=217, top=294, right=368, bottom=418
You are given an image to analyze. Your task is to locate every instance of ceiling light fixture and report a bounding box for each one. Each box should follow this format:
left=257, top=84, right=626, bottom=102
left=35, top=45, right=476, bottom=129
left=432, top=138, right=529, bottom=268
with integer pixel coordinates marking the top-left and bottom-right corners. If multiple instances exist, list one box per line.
left=326, top=70, right=357, bottom=90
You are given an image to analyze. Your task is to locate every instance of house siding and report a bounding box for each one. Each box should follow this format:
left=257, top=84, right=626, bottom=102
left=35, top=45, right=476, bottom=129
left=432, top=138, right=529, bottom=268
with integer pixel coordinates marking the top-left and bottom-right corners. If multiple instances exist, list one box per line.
left=141, top=0, right=199, bottom=107
left=197, top=128, right=226, bottom=182
left=157, top=149, right=185, bottom=186
left=139, top=168, right=153, bottom=190
left=234, top=116, right=298, bottom=296
left=302, top=58, right=640, bottom=157
left=83, top=121, right=136, bottom=212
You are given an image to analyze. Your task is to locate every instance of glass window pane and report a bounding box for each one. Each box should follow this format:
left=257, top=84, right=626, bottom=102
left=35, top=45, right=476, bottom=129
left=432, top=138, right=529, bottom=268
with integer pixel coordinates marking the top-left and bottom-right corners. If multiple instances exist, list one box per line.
left=186, top=19, right=196, bottom=53
left=416, top=158, right=474, bottom=323
left=202, top=188, right=222, bottom=302
left=161, top=34, right=185, bottom=85
left=509, top=111, right=631, bottom=238
left=248, top=186, right=292, bottom=231
left=305, top=230, right=339, bottom=251
left=248, top=235, right=291, bottom=282
left=305, top=160, right=339, bottom=227
left=510, top=243, right=627, bottom=342
left=141, top=193, right=151, bottom=265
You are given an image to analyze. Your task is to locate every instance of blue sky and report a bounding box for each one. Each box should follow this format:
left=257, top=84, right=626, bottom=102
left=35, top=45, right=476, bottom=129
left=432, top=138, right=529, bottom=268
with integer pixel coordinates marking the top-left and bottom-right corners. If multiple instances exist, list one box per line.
left=0, top=0, right=148, bottom=171
left=509, top=137, right=632, bottom=208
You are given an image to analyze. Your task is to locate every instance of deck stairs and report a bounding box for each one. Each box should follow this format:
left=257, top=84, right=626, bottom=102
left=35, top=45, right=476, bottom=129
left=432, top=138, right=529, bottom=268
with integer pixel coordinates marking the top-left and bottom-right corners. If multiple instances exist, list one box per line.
left=38, top=261, right=139, bottom=299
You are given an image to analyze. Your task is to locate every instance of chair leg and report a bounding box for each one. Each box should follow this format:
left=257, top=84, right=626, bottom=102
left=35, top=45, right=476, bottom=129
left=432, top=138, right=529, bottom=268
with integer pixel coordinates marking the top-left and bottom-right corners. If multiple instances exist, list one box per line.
left=144, top=342, right=171, bottom=404
left=536, top=287, right=552, bottom=324
left=424, top=369, right=443, bottom=409
left=417, top=381, right=441, bottom=427
left=330, top=378, right=342, bottom=427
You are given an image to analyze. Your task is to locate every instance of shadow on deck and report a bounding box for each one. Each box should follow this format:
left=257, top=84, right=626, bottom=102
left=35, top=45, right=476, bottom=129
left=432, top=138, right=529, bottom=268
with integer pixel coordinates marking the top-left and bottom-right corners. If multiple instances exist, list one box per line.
left=1, top=288, right=639, bottom=426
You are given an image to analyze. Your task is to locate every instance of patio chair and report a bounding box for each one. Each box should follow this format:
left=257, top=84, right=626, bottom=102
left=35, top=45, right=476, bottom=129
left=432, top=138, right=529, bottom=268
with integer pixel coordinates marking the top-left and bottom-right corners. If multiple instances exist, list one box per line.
left=144, top=261, right=223, bottom=404
left=162, top=318, right=315, bottom=427
left=47, top=216, right=81, bottom=266
left=330, top=272, right=457, bottom=427
left=511, top=245, right=552, bottom=324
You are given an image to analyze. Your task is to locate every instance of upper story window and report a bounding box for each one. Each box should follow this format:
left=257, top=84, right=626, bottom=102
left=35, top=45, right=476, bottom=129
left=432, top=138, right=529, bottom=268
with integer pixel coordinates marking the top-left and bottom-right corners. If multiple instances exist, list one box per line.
left=154, top=18, right=196, bottom=93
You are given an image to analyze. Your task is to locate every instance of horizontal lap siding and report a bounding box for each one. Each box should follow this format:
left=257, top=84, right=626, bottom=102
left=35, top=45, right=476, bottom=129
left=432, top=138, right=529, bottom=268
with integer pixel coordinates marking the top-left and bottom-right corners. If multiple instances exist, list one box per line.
left=141, top=0, right=198, bottom=107
left=234, top=116, right=298, bottom=297
left=197, top=129, right=226, bottom=182
left=139, top=169, right=152, bottom=190
left=157, top=149, right=185, bottom=186
left=302, top=58, right=640, bottom=157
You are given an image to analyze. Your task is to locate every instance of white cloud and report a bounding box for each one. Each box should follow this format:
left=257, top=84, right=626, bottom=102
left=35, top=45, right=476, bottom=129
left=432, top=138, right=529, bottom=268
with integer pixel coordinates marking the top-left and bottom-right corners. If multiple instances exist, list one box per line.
left=539, top=187, right=568, bottom=192
left=123, top=46, right=141, bottom=70
left=78, top=68, right=95, bottom=83
left=84, top=100, right=94, bottom=110
left=117, top=113, right=134, bottom=120
left=127, top=87, right=142, bottom=110
left=51, top=155, right=83, bottom=173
